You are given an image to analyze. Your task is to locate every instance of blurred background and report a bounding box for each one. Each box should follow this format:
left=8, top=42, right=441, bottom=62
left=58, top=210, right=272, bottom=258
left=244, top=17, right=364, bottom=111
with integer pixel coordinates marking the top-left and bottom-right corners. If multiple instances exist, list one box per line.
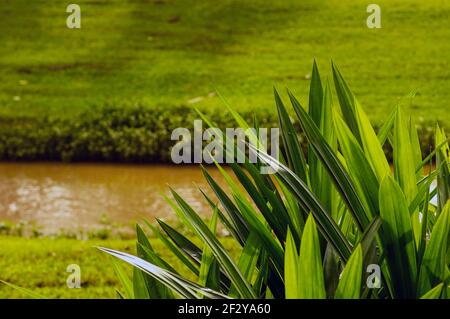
left=0, top=0, right=449, bottom=298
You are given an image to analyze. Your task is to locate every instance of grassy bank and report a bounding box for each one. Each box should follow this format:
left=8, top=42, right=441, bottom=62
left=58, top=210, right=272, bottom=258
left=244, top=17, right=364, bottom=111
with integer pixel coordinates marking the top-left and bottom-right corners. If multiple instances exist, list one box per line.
left=0, top=105, right=437, bottom=162
left=0, top=0, right=449, bottom=161
left=0, top=105, right=275, bottom=161
left=0, top=236, right=135, bottom=298
left=0, top=235, right=236, bottom=298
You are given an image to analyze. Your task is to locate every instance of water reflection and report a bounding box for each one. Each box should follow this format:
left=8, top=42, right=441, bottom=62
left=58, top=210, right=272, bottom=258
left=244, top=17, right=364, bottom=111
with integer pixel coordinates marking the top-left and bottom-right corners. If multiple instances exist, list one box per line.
left=0, top=163, right=225, bottom=235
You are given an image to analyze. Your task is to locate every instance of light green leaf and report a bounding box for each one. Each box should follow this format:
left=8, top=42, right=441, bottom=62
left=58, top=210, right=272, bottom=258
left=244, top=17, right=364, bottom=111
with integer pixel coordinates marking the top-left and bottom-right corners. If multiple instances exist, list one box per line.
left=335, top=245, right=363, bottom=299
left=420, top=283, right=444, bottom=299
left=394, top=107, right=418, bottom=204
left=170, top=189, right=257, bottom=298
left=100, top=247, right=228, bottom=299
left=274, top=88, right=307, bottom=182
left=133, top=268, right=150, bottom=299
left=111, top=258, right=134, bottom=299
left=333, top=110, right=378, bottom=224
left=379, top=176, right=417, bottom=298
left=298, top=215, right=326, bottom=299
left=288, top=90, right=370, bottom=232
left=0, top=280, right=47, bottom=299
left=417, top=201, right=450, bottom=296
left=332, top=62, right=390, bottom=182
left=198, top=207, right=220, bottom=290
left=285, top=228, right=299, bottom=298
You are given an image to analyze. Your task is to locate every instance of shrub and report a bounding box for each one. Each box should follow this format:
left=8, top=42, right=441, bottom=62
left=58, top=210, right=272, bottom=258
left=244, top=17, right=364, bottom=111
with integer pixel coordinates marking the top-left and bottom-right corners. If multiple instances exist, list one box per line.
left=0, top=104, right=439, bottom=163
left=101, top=62, right=450, bottom=299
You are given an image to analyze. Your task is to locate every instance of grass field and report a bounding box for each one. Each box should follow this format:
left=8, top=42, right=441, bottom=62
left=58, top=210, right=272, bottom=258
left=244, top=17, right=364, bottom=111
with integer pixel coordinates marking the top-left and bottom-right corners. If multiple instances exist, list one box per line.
left=0, top=236, right=136, bottom=298
left=0, top=235, right=237, bottom=298
left=1, top=0, right=450, bottom=125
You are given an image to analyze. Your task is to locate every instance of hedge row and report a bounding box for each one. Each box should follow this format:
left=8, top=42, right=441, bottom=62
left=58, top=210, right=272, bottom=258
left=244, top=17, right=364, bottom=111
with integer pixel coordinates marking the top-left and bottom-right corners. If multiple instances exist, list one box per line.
left=0, top=105, right=437, bottom=163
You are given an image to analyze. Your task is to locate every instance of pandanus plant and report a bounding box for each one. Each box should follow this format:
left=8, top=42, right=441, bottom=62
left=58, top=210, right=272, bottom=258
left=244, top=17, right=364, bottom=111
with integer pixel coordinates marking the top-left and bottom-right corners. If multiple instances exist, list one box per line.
left=100, top=62, right=450, bottom=299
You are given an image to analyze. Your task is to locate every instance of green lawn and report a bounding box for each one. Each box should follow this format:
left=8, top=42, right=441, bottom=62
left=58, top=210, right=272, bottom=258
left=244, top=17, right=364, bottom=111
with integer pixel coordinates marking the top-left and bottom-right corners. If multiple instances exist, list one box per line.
left=1, top=0, right=450, bottom=126
left=0, top=235, right=237, bottom=298
left=0, top=236, right=135, bottom=298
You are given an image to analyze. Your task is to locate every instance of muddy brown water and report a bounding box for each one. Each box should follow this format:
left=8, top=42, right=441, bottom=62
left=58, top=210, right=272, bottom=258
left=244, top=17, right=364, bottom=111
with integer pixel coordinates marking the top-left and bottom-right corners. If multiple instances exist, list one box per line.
left=0, top=163, right=227, bottom=235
